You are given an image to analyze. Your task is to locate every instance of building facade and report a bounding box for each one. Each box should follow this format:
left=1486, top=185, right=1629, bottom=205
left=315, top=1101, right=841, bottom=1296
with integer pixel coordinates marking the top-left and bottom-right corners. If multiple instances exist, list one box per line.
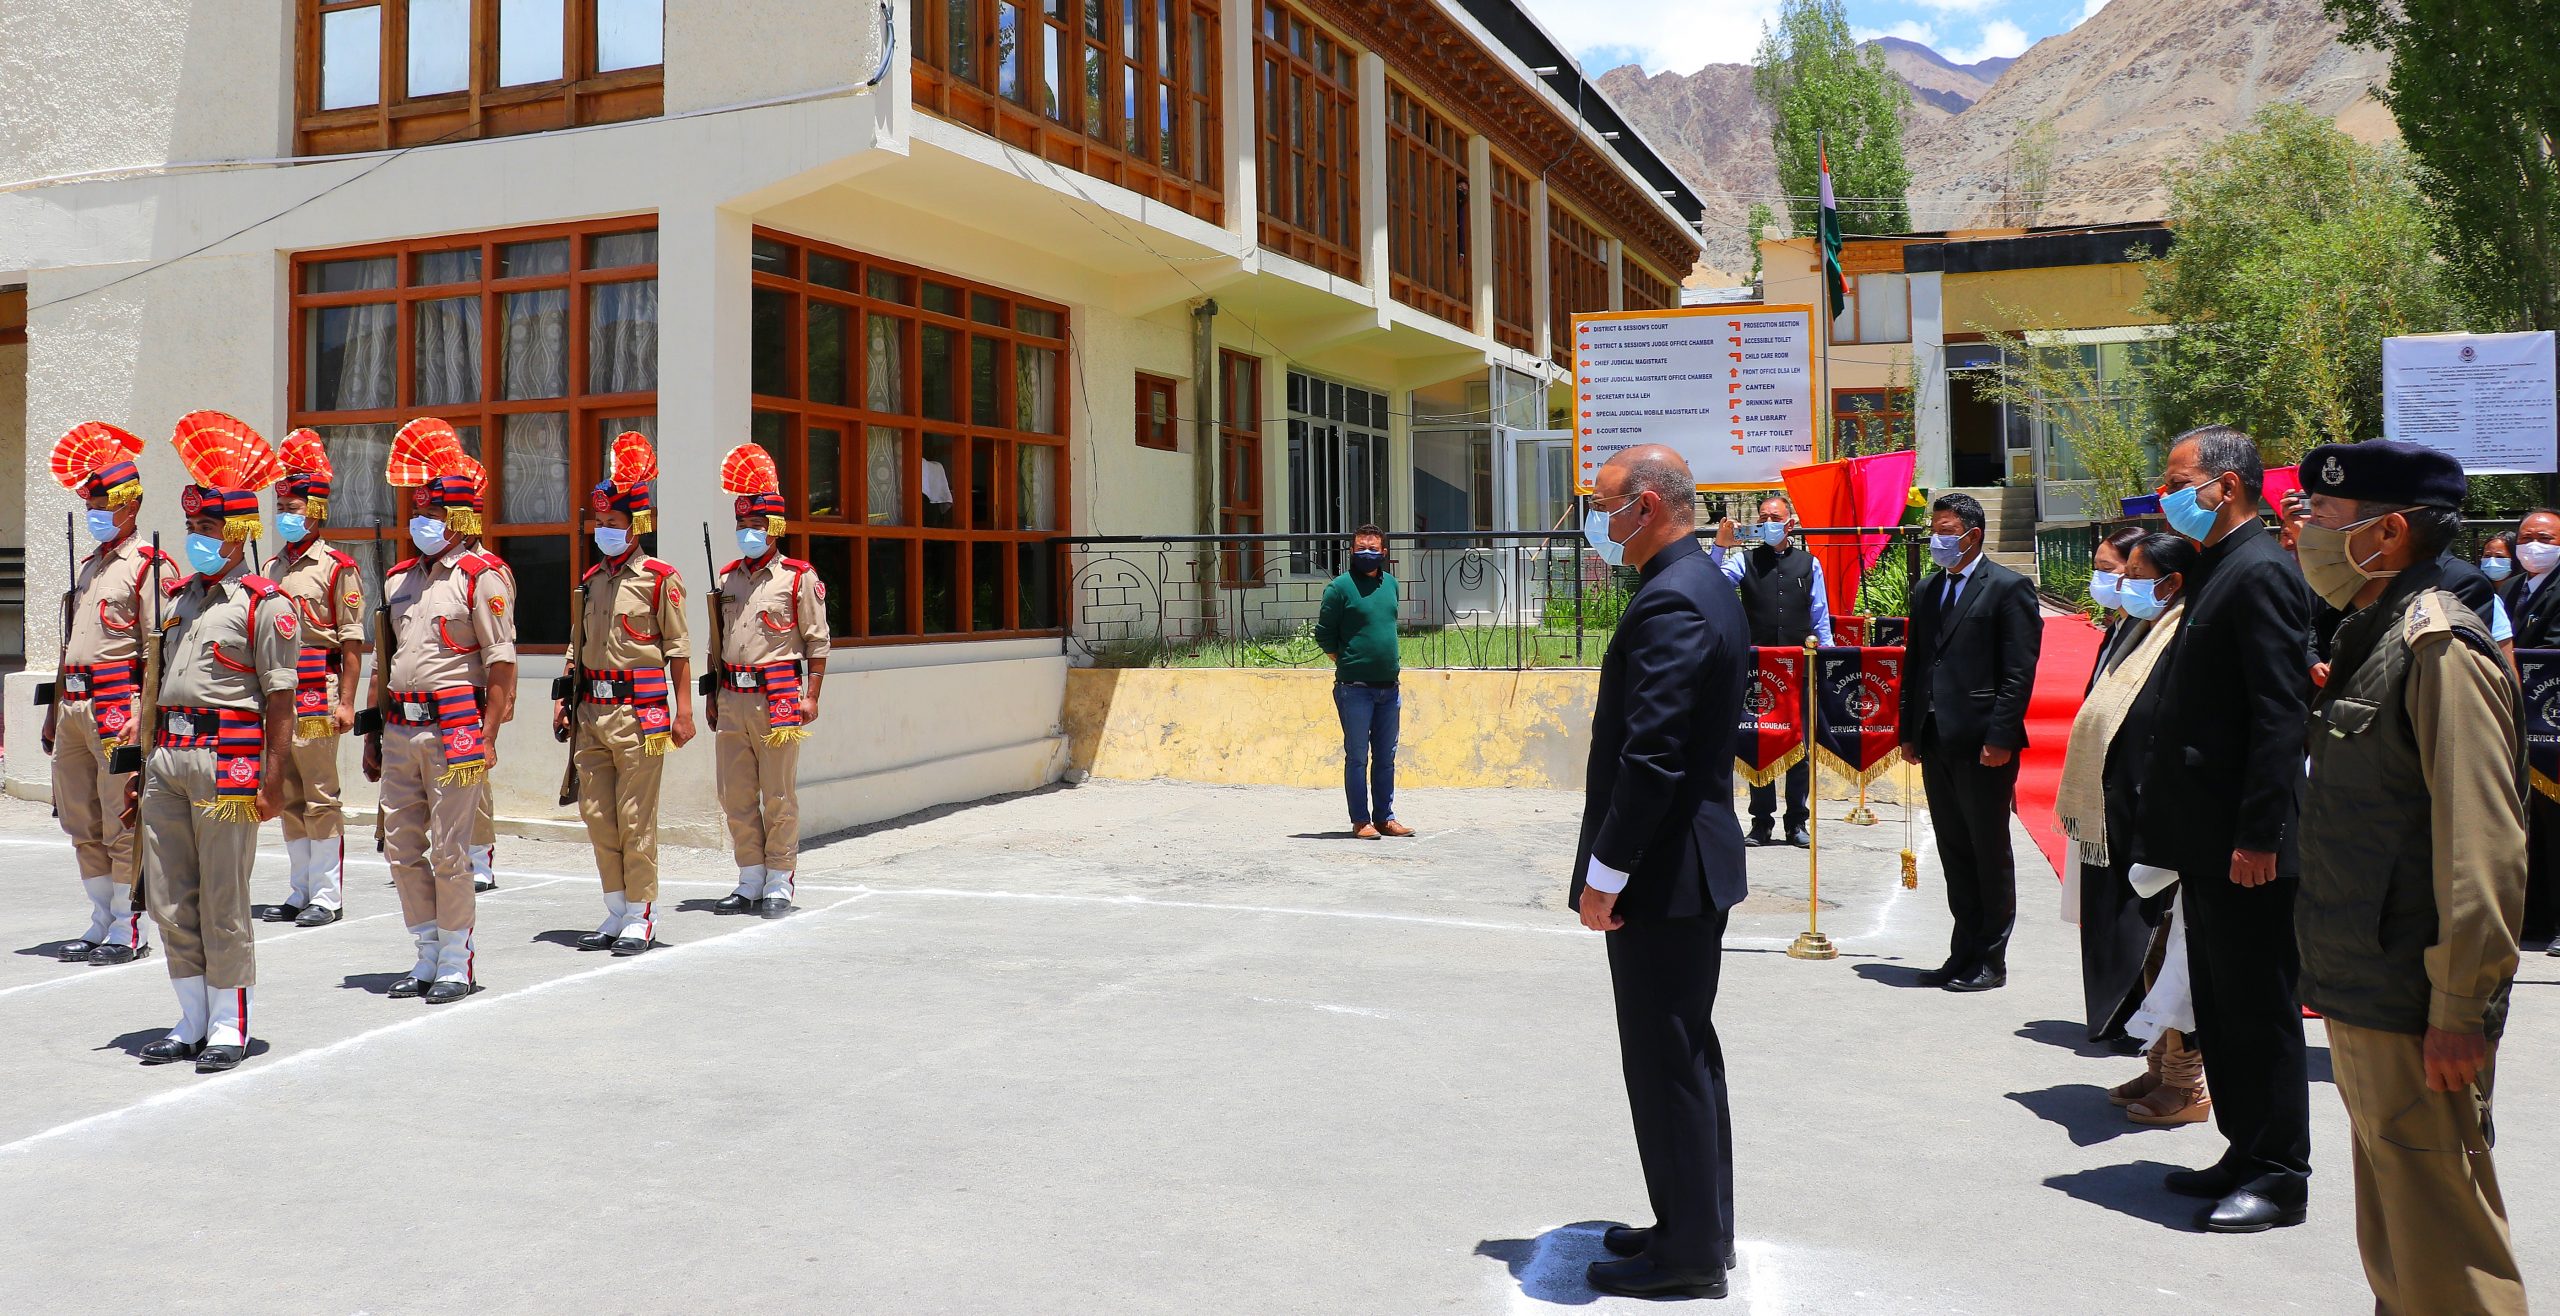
left=0, top=0, right=1702, bottom=841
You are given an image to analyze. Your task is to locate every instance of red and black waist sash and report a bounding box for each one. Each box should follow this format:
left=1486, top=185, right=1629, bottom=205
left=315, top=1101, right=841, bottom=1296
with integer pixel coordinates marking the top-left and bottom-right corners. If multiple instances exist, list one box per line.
left=386, top=687, right=489, bottom=785
left=60, top=661, right=140, bottom=740
left=718, top=661, right=806, bottom=737
left=579, top=667, right=673, bottom=753
left=294, top=647, right=342, bottom=729
left=156, top=704, right=265, bottom=817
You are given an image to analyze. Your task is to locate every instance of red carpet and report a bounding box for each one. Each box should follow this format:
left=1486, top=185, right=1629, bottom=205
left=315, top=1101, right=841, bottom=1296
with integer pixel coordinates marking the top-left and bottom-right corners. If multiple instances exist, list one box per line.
left=2014, top=614, right=2102, bottom=883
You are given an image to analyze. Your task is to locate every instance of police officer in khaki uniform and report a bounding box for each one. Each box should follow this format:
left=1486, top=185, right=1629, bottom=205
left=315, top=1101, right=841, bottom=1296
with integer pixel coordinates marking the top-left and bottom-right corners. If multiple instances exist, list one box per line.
left=556, top=431, right=695, bottom=955
left=2291, top=441, right=2530, bottom=1316
left=457, top=522, right=516, bottom=894
left=365, top=419, right=516, bottom=1004
left=132, top=412, right=301, bottom=1073
left=708, top=444, right=829, bottom=918
left=260, top=430, right=368, bottom=928
left=38, top=422, right=173, bottom=965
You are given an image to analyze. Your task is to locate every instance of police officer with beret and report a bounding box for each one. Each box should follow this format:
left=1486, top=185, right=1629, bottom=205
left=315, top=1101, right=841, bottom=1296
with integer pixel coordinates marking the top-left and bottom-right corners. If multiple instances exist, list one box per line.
left=2294, top=440, right=2529, bottom=1315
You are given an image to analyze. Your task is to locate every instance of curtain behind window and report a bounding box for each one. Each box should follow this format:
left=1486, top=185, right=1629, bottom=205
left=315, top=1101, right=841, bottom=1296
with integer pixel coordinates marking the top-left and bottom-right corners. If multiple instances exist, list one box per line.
left=588, top=279, right=659, bottom=394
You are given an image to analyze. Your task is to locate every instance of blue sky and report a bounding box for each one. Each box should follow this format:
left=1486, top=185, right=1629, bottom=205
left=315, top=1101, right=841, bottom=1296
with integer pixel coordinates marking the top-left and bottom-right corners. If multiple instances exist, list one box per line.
left=1532, top=0, right=2111, bottom=77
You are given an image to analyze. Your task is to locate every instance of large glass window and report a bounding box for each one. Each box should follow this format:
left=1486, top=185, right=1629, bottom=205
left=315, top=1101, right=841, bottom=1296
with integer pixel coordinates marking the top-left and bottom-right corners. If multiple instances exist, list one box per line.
left=1255, top=0, right=1361, bottom=278
left=1285, top=370, right=1389, bottom=577
left=1832, top=272, right=1911, bottom=345
left=752, top=228, right=1069, bottom=642
left=290, top=220, right=659, bottom=648
left=1488, top=157, right=1535, bottom=352
left=915, top=0, right=1224, bottom=224
left=298, top=0, right=664, bottom=155
left=1622, top=259, right=1677, bottom=314
left=1218, top=351, right=1264, bottom=584
left=1386, top=85, right=1471, bottom=330
left=1549, top=203, right=1609, bottom=371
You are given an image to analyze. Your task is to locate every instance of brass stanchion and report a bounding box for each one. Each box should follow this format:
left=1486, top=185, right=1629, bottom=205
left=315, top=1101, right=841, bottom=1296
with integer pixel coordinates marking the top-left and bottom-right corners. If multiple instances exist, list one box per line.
left=1787, top=637, right=1838, bottom=960
left=1846, top=775, right=1878, bottom=826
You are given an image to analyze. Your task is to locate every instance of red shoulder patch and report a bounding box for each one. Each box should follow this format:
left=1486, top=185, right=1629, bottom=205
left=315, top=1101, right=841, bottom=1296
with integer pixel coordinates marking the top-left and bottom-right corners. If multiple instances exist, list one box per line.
left=325, top=548, right=359, bottom=568
left=388, top=556, right=421, bottom=574
left=240, top=575, right=282, bottom=598
left=782, top=557, right=814, bottom=573
left=720, top=558, right=745, bottom=576
left=162, top=576, right=189, bottom=598
left=455, top=554, right=494, bottom=578
left=579, top=562, right=609, bottom=583
left=640, top=559, right=679, bottom=578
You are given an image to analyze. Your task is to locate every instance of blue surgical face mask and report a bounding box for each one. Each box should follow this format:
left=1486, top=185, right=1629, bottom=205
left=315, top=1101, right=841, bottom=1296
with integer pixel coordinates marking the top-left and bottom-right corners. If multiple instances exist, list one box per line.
left=276, top=512, right=309, bottom=544
left=1350, top=549, right=1385, bottom=575
left=737, top=527, right=770, bottom=558
left=2119, top=576, right=2173, bottom=621
left=1583, top=504, right=1635, bottom=568
left=2483, top=556, right=2513, bottom=582
left=184, top=533, right=229, bottom=577
left=2160, top=479, right=2223, bottom=543
left=84, top=509, right=121, bottom=543
left=594, top=526, right=631, bottom=558
left=1928, top=532, right=1969, bottom=569
left=2089, top=570, right=2124, bottom=611
left=1758, top=520, right=1788, bottom=548
left=409, top=516, right=449, bottom=556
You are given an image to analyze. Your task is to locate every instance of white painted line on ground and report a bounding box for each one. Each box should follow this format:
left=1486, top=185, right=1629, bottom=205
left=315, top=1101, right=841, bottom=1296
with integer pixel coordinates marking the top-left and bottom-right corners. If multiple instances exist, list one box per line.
left=0, top=889, right=880, bottom=1160
left=861, top=885, right=1590, bottom=937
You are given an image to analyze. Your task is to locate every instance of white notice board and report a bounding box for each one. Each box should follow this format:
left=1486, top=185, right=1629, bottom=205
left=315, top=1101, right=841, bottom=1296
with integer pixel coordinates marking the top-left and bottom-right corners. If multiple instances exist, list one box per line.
left=2382, top=330, right=2557, bottom=474
left=1573, top=304, right=1820, bottom=493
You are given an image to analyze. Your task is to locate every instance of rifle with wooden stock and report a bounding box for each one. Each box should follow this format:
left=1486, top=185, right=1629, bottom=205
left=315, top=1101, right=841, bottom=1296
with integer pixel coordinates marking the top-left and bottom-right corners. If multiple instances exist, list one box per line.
left=353, top=520, right=396, bottom=851
left=109, top=533, right=166, bottom=917
left=554, top=573, right=588, bottom=807
left=699, top=524, right=725, bottom=732
left=35, top=512, right=75, bottom=816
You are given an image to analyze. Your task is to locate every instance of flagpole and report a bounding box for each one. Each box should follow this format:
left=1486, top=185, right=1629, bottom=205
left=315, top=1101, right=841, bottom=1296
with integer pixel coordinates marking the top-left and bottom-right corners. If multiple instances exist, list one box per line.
left=1788, top=636, right=1840, bottom=961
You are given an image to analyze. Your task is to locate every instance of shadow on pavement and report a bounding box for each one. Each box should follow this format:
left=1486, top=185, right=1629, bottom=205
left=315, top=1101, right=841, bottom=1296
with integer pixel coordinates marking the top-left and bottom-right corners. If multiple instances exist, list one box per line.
left=2014, top=1018, right=2131, bottom=1058
left=16, top=939, right=86, bottom=960
left=96, top=1029, right=274, bottom=1063
left=1287, top=831, right=1365, bottom=840
left=2044, top=1160, right=2202, bottom=1231
left=340, top=972, right=410, bottom=995
left=1475, top=1222, right=1617, bottom=1307
left=531, top=930, right=595, bottom=950
left=676, top=898, right=731, bottom=915
left=1852, top=962, right=1935, bottom=988
left=2006, top=1083, right=2173, bottom=1146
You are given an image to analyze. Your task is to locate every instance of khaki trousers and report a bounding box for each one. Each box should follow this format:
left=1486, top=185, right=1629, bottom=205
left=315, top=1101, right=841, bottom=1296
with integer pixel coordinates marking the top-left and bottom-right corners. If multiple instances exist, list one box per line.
left=574, top=705, right=663, bottom=904
left=139, top=745, right=258, bottom=989
left=2328, top=1019, right=2526, bottom=1316
left=276, top=729, right=344, bottom=843
left=473, top=789, right=496, bottom=848
left=52, top=700, right=137, bottom=882
left=379, top=725, right=479, bottom=932
left=715, top=689, right=803, bottom=870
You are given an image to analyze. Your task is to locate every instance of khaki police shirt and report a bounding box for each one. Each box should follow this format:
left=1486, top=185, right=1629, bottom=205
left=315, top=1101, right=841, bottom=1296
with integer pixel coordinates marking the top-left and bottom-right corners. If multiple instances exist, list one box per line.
left=579, top=553, right=689, bottom=670
left=2402, top=605, right=2530, bottom=1034
left=64, top=533, right=172, bottom=668
left=157, top=569, right=302, bottom=712
left=266, top=539, right=370, bottom=651
left=714, top=555, right=829, bottom=667
left=385, top=549, right=517, bottom=692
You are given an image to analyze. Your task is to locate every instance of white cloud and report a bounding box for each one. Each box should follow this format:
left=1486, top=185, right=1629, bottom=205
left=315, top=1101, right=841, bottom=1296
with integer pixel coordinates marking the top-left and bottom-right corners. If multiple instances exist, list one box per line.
left=2078, top=0, right=2109, bottom=19
left=1941, top=18, right=2030, bottom=63
left=1519, top=0, right=1785, bottom=73
left=1913, top=0, right=2006, bottom=13
left=1855, top=20, right=1941, bottom=45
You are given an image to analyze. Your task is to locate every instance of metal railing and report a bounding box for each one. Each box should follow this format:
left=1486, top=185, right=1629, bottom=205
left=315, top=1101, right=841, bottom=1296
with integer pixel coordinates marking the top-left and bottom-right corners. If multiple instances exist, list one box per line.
left=1053, top=528, right=1923, bottom=671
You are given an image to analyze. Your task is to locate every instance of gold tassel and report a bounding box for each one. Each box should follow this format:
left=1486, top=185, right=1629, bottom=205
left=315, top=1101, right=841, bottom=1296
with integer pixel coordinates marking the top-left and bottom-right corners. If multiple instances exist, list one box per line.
left=199, top=797, right=262, bottom=823
left=107, top=481, right=142, bottom=508
left=296, top=715, right=335, bottom=740
left=1813, top=746, right=1898, bottom=788
left=767, top=515, right=788, bottom=536
left=437, top=763, right=487, bottom=787
left=223, top=514, right=261, bottom=542
left=2533, top=768, right=2560, bottom=804
left=643, top=731, right=672, bottom=756
left=305, top=495, right=328, bottom=520
left=631, top=510, right=655, bottom=536
left=763, top=727, right=811, bottom=747
left=1901, top=848, right=1919, bottom=890
left=1732, top=742, right=1808, bottom=789
left=447, top=508, right=483, bottom=536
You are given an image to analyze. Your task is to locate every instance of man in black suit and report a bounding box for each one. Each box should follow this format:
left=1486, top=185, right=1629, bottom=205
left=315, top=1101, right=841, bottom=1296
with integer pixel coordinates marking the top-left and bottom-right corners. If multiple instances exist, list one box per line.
left=1570, top=445, right=1751, bottom=1302
left=2504, top=508, right=2560, bottom=952
left=2134, top=425, right=2315, bottom=1233
left=1896, top=492, right=2043, bottom=992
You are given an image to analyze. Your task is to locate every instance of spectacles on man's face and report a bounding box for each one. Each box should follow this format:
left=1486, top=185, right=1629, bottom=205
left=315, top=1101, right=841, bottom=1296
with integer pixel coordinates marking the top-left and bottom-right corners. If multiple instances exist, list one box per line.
left=1590, top=491, right=1646, bottom=517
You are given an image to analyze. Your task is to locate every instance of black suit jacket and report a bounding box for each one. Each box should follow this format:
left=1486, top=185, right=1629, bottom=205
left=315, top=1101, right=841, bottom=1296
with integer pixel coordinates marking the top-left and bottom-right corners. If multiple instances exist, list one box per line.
left=1569, top=535, right=1752, bottom=922
left=2510, top=571, right=2560, bottom=649
left=2135, top=518, right=2313, bottom=872
left=1896, top=555, right=2042, bottom=756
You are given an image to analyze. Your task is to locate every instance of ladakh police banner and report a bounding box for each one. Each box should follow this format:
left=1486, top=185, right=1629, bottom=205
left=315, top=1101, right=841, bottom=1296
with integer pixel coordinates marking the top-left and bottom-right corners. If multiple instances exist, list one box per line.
left=2516, top=649, right=2560, bottom=802
left=1815, top=646, right=1904, bottom=785
left=1736, top=646, right=1809, bottom=788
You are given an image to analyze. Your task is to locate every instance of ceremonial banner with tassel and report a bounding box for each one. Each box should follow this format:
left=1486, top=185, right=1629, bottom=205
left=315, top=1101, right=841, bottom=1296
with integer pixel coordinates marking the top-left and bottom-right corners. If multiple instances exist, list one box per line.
left=1833, top=615, right=1868, bottom=646
left=2517, top=649, right=2560, bottom=802
left=433, top=686, right=490, bottom=786
left=294, top=648, right=337, bottom=740
left=1815, top=645, right=1904, bottom=786
left=1735, top=646, right=1808, bottom=788
left=1866, top=615, right=1908, bottom=648
left=757, top=662, right=811, bottom=746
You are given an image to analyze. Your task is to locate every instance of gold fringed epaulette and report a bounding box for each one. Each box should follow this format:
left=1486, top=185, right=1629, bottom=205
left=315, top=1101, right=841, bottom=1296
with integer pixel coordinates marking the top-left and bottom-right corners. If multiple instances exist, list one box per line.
left=297, top=715, right=336, bottom=741
left=198, top=797, right=262, bottom=823
left=763, top=727, right=811, bottom=747
left=437, top=763, right=487, bottom=788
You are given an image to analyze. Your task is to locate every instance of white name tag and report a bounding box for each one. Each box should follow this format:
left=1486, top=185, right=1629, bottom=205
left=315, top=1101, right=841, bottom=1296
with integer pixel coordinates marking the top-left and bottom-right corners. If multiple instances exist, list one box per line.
left=64, top=674, right=89, bottom=694
left=726, top=671, right=757, bottom=689
left=401, top=701, right=429, bottom=722
left=591, top=680, right=615, bottom=700
left=168, top=713, right=201, bottom=737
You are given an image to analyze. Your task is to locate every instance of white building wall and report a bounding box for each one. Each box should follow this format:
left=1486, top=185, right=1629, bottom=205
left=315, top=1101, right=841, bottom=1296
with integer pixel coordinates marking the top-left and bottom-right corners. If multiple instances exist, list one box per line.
left=0, top=0, right=291, bottom=184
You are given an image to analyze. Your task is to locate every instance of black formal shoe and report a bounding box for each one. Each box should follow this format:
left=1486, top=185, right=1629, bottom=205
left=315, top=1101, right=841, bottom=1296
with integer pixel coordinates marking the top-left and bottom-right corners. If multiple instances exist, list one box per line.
left=1603, top=1225, right=1648, bottom=1258
left=1913, top=960, right=1964, bottom=988
left=1944, top=967, right=2007, bottom=993
left=2164, top=1165, right=2244, bottom=1200
left=757, top=897, right=791, bottom=920
left=611, top=936, right=651, bottom=957
left=1787, top=826, right=1811, bottom=848
left=423, top=980, right=479, bottom=1005
left=138, top=1037, right=202, bottom=1065
left=714, top=894, right=755, bottom=915
left=195, top=1045, right=245, bottom=1074
left=473, top=876, right=498, bottom=893
left=575, top=932, right=619, bottom=952
left=57, top=939, right=98, bottom=963
left=259, top=903, right=303, bottom=924
left=294, top=905, right=341, bottom=928
left=87, top=943, right=148, bottom=966
left=387, top=975, right=430, bottom=999
left=1746, top=827, right=1773, bottom=847
left=2203, top=1187, right=2307, bottom=1234
left=2101, top=1032, right=2144, bottom=1056
left=1586, top=1257, right=1728, bottom=1300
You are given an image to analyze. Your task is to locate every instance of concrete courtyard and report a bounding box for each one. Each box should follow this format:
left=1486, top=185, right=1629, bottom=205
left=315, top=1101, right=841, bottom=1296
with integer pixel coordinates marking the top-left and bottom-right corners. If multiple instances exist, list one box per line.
left=0, top=777, right=2550, bottom=1314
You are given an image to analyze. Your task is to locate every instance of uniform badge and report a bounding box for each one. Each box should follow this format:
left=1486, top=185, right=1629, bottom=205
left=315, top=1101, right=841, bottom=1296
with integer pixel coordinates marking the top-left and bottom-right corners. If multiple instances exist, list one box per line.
left=225, top=758, right=255, bottom=784
left=344, top=589, right=363, bottom=613
left=488, top=594, right=508, bottom=619
left=814, top=579, right=827, bottom=602
left=590, top=489, right=611, bottom=513
left=412, top=488, right=433, bottom=510
left=2321, top=455, right=2345, bottom=487
left=640, top=706, right=667, bottom=728
left=275, top=610, right=297, bottom=638
left=450, top=727, right=479, bottom=752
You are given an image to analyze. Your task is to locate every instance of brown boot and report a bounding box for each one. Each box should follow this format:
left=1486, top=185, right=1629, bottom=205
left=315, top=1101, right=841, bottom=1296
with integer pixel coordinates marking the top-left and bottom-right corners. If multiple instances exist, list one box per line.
left=2127, top=1028, right=2208, bottom=1124
left=2108, top=1039, right=2165, bottom=1107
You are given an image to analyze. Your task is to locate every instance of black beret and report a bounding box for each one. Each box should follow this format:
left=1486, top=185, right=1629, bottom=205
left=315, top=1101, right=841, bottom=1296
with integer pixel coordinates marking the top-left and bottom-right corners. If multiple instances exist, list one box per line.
left=2298, top=440, right=2467, bottom=509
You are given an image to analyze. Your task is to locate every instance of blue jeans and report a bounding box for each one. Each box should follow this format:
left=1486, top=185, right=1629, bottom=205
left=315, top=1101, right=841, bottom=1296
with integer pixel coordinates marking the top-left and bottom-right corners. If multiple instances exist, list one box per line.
left=1334, top=683, right=1399, bottom=826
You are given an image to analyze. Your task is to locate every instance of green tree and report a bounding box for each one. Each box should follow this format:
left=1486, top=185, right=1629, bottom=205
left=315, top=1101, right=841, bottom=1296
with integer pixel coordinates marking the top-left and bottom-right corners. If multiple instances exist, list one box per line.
left=2134, top=104, right=2466, bottom=471
left=1968, top=313, right=2162, bottom=512
left=1746, top=202, right=1778, bottom=281
left=2326, top=0, right=2559, bottom=333
left=1752, top=0, right=1913, bottom=236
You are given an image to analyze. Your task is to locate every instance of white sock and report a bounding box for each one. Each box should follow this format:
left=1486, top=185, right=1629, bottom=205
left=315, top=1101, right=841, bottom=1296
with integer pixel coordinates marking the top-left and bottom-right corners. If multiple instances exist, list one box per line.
left=468, top=844, right=495, bottom=883
left=206, top=985, right=252, bottom=1049
left=106, top=885, right=147, bottom=948
left=733, top=864, right=766, bottom=900
left=283, top=838, right=312, bottom=907
left=763, top=870, right=795, bottom=903
left=620, top=900, right=655, bottom=944
left=596, top=891, right=630, bottom=938
left=167, top=975, right=209, bottom=1045
left=78, top=876, right=113, bottom=943
left=308, top=835, right=344, bottom=911
left=406, top=922, right=439, bottom=981
left=435, top=926, right=475, bottom=984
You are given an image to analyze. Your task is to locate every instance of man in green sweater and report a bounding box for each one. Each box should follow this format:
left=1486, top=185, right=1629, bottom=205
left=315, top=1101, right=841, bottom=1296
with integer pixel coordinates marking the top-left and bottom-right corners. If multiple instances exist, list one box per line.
left=1315, top=525, right=1412, bottom=839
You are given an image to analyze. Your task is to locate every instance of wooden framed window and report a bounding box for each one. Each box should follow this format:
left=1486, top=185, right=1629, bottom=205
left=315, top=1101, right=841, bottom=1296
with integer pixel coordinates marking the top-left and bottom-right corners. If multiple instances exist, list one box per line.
left=1255, top=0, right=1361, bottom=278
left=1217, top=350, right=1264, bottom=584
left=1487, top=156, right=1534, bottom=352
left=290, top=218, right=660, bottom=650
left=750, top=227, right=1070, bottom=644
left=1621, top=258, right=1676, bottom=313
left=296, top=0, right=664, bottom=155
left=915, top=0, right=1224, bottom=223
left=1385, top=84, right=1470, bottom=329
left=1833, top=387, right=1913, bottom=458
left=1135, top=372, right=1180, bottom=451
left=1549, top=203, right=1609, bottom=370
